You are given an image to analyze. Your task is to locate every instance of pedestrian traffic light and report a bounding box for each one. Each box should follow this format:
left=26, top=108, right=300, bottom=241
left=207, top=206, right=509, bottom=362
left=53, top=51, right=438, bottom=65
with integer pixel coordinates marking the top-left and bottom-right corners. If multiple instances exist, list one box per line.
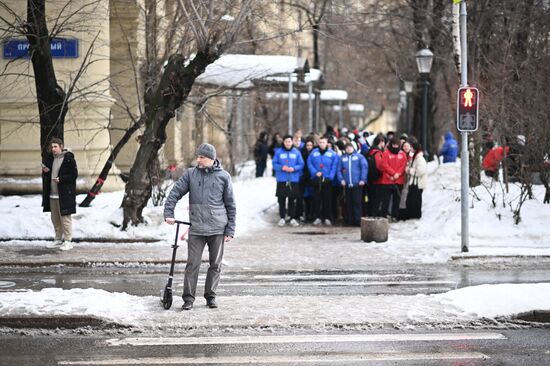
left=457, top=86, right=479, bottom=132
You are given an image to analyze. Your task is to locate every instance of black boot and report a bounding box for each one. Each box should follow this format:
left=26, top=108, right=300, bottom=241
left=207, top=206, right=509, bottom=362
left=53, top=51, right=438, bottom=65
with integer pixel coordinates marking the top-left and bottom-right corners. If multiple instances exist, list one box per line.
left=206, top=297, right=217, bottom=309
left=182, top=301, right=193, bottom=311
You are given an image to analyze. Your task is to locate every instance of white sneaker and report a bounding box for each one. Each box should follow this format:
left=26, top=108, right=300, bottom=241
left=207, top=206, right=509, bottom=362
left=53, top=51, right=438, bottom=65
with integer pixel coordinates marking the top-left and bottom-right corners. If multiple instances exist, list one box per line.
left=59, top=241, right=74, bottom=251
left=324, top=219, right=332, bottom=226
left=289, top=219, right=299, bottom=227
left=277, top=218, right=286, bottom=227
left=46, top=240, right=63, bottom=249
left=313, top=218, right=322, bottom=225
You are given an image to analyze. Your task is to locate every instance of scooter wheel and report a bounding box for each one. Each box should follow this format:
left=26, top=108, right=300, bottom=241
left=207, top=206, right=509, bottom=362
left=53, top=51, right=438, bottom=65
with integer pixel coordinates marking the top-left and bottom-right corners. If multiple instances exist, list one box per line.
left=162, top=288, right=173, bottom=310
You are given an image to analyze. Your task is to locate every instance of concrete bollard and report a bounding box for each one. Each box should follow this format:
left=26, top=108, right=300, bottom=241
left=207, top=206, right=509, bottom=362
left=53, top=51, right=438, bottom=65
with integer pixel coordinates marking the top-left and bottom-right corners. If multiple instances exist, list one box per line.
left=361, top=217, right=389, bottom=243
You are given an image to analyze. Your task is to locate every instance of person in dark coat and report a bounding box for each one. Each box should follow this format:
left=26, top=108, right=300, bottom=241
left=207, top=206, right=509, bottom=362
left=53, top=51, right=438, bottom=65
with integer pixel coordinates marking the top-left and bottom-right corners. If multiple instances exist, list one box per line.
left=42, top=137, right=78, bottom=251
left=300, top=139, right=315, bottom=222
left=268, top=133, right=283, bottom=177
left=253, top=131, right=269, bottom=177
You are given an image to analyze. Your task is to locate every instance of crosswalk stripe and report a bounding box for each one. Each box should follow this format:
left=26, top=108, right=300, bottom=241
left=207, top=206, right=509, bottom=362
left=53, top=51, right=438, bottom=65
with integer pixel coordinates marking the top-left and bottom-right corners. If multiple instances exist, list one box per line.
left=106, top=332, right=506, bottom=346
left=58, top=352, right=489, bottom=365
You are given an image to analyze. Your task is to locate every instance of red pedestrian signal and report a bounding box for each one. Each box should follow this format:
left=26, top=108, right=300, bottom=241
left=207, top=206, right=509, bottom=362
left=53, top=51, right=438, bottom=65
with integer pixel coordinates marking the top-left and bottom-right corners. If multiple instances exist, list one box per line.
left=457, top=86, right=479, bottom=132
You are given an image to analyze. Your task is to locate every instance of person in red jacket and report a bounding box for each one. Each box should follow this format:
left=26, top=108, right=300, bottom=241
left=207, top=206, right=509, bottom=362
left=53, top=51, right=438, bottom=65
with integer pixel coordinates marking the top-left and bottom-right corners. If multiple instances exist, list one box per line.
left=376, top=137, right=407, bottom=221
left=482, top=145, right=510, bottom=178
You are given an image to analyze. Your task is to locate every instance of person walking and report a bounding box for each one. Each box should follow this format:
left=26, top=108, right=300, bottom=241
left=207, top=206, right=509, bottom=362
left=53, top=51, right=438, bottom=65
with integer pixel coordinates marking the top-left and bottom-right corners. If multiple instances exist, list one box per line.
left=43, top=138, right=78, bottom=251
left=272, top=135, right=304, bottom=227
left=253, top=131, right=269, bottom=177
left=164, top=143, right=236, bottom=311
left=307, top=135, right=339, bottom=226
left=337, top=143, right=368, bottom=226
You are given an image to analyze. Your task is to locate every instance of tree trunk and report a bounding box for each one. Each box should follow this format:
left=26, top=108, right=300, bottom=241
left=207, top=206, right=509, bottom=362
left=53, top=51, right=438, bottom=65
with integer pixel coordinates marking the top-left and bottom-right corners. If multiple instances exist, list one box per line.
left=79, top=115, right=145, bottom=207
left=121, top=50, right=220, bottom=229
left=26, top=0, right=68, bottom=159
left=312, top=23, right=320, bottom=69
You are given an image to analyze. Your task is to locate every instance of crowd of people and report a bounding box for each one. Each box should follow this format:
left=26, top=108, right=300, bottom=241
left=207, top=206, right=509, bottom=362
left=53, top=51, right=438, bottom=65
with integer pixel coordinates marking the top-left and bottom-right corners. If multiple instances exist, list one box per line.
left=253, top=127, right=459, bottom=227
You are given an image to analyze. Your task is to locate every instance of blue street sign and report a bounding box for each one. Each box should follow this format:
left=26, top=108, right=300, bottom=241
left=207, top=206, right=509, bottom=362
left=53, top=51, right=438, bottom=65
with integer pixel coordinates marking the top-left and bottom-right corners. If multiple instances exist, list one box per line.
left=3, top=38, right=79, bottom=59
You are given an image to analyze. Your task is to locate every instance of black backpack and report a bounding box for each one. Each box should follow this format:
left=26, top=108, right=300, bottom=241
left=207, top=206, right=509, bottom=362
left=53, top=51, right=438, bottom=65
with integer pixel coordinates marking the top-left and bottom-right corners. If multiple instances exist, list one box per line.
left=366, top=150, right=381, bottom=182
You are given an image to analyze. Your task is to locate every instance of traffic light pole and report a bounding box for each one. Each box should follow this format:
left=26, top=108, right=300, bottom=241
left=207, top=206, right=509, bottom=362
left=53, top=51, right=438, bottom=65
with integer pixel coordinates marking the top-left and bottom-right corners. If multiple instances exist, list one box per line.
left=460, top=0, right=469, bottom=252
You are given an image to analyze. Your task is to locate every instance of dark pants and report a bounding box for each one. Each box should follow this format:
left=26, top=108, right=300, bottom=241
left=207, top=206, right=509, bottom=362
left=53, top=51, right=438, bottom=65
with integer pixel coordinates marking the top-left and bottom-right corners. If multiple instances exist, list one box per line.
left=295, top=181, right=306, bottom=219
left=278, top=196, right=297, bottom=219
left=304, top=197, right=314, bottom=222
left=405, top=185, right=423, bottom=219
left=313, top=179, right=332, bottom=220
left=377, top=184, right=403, bottom=220
left=183, top=234, right=224, bottom=303
left=344, top=185, right=363, bottom=226
left=255, top=159, right=267, bottom=177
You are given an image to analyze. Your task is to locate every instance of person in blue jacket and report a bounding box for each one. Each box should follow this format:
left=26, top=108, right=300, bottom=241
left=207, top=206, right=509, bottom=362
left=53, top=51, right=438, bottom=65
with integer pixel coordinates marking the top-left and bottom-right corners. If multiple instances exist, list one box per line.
left=272, top=135, right=305, bottom=227
left=439, top=131, right=459, bottom=163
left=337, top=143, right=368, bottom=226
left=307, top=135, right=339, bottom=226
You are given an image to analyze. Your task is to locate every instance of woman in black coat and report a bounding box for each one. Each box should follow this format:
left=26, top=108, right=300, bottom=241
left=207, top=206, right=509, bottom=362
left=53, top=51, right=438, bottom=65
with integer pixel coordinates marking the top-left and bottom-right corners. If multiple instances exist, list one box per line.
left=42, top=138, right=78, bottom=250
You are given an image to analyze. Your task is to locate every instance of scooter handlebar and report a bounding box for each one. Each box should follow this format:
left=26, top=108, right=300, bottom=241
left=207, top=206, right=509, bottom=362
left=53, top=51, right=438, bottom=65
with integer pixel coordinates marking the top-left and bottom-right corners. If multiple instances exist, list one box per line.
left=175, top=220, right=191, bottom=226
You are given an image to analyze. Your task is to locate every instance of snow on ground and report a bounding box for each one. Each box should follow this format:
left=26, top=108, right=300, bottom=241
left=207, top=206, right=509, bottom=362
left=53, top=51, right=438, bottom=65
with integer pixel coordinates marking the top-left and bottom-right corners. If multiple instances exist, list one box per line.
left=384, top=160, right=550, bottom=263
left=1, top=160, right=549, bottom=327
left=0, top=160, right=276, bottom=244
left=0, top=159, right=548, bottom=261
left=1, top=283, right=548, bottom=329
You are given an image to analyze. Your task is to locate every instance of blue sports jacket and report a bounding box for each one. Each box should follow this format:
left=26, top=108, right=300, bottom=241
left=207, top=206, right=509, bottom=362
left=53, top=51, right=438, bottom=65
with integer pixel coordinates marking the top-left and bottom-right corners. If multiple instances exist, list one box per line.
left=307, top=147, right=339, bottom=180
left=272, top=147, right=304, bottom=183
left=337, top=152, right=368, bottom=186
left=440, top=131, right=459, bottom=163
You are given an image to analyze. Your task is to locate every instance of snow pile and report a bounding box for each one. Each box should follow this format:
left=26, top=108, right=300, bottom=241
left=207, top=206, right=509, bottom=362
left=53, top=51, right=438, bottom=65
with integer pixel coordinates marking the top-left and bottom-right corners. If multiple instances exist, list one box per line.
left=436, top=283, right=550, bottom=318
left=1, top=283, right=548, bottom=328
left=386, top=160, right=550, bottom=262
left=0, top=288, right=149, bottom=325
left=0, top=171, right=276, bottom=243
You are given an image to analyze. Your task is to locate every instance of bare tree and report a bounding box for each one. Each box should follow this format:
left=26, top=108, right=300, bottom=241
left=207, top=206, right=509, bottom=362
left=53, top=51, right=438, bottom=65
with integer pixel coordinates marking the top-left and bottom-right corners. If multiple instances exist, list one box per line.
left=121, top=0, right=253, bottom=229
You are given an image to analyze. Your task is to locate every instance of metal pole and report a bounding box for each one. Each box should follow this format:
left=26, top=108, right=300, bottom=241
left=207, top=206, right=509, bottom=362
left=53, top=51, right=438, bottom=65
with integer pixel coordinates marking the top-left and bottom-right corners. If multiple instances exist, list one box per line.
left=308, top=82, right=313, bottom=133
left=406, top=94, right=411, bottom=135
left=421, top=77, right=428, bottom=155
left=460, top=0, right=469, bottom=253
left=338, top=100, right=343, bottom=127
left=288, top=73, right=293, bottom=135
left=315, top=92, right=320, bottom=133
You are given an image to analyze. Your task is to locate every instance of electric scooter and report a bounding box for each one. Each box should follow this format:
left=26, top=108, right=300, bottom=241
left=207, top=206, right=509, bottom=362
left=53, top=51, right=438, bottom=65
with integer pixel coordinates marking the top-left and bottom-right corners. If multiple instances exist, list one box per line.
left=160, top=220, right=191, bottom=310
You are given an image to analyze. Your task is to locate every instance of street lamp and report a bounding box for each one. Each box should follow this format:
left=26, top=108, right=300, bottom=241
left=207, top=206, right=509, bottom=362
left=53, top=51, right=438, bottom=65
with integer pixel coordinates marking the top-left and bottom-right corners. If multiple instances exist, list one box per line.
left=416, top=48, right=433, bottom=157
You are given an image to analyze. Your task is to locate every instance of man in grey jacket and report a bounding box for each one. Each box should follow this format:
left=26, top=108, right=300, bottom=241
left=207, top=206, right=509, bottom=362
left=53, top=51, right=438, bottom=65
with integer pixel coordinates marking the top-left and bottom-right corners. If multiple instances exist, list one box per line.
left=164, top=143, right=236, bottom=310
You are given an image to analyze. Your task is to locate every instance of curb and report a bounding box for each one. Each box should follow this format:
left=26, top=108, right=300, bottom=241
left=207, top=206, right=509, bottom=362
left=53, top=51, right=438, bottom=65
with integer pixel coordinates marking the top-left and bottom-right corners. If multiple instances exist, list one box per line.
left=0, top=259, right=211, bottom=268
left=451, top=255, right=550, bottom=261
left=0, top=315, right=122, bottom=329
left=514, top=310, right=550, bottom=323
left=0, top=238, right=161, bottom=243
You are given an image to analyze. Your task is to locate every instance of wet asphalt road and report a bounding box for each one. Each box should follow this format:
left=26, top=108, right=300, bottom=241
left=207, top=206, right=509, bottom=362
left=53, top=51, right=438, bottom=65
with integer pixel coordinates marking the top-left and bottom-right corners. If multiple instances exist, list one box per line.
left=1, top=329, right=550, bottom=365
left=1, top=265, right=550, bottom=298
left=1, top=261, right=550, bottom=365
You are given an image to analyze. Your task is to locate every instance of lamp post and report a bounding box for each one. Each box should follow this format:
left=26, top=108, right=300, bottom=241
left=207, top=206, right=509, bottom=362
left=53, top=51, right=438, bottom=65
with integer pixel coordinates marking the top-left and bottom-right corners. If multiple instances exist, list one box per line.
left=416, top=48, right=434, bottom=157
left=404, top=81, right=413, bottom=136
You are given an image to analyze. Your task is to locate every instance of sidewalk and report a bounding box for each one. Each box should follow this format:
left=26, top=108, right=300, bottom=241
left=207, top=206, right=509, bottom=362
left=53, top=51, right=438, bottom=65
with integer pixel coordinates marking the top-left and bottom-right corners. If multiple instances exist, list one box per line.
left=2, top=220, right=550, bottom=268
left=0, top=239, right=182, bottom=267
